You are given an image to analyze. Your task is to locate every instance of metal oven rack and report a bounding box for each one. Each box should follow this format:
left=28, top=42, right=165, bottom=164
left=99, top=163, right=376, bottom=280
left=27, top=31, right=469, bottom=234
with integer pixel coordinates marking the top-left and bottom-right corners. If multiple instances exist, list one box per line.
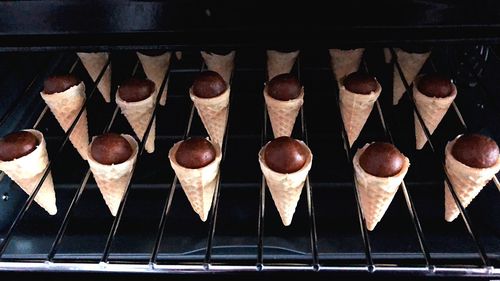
left=0, top=47, right=499, bottom=277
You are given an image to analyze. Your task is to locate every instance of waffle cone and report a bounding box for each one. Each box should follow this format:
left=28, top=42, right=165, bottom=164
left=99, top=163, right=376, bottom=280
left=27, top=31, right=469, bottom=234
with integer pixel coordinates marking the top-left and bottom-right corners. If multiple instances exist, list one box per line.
left=137, top=52, right=172, bottom=106
left=392, top=49, right=430, bottom=105
left=413, top=78, right=457, bottom=150
left=40, top=82, right=89, bottom=160
left=168, top=140, right=222, bottom=221
left=264, top=86, right=304, bottom=138
left=258, top=140, right=312, bottom=226
left=353, top=143, right=410, bottom=231
left=339, top=81, right=381, bottom=147
left=190, top=87, right=230, bottom=146
left=77, top=52, right=112, bottom=103
left=0, top=130, right=57, bottom=215
left=116, top=91, right=156, bottom=153
left=266, top=50, right=299, bottom=80
left=443, top=136, right=500, bottom=222
left=383, top=48, right=392, bottom=64
left=87, top=134, right=138, bottom=216
left=328, top=48, right=365, bottom=82
left=201, top=51, right=235, bottom=83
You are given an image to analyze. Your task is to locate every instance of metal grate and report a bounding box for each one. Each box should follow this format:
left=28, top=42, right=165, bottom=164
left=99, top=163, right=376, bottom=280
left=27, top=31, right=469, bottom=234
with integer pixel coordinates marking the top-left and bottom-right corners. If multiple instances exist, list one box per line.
left=0, top=48, right=498, bottom=277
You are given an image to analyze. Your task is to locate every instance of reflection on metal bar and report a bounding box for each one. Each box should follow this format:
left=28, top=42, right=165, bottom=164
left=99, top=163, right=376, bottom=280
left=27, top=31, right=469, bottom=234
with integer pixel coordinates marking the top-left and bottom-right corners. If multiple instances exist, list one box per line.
left=257, top=83, right=268, bottom=270
left=365, top=54, right=432, bottom=267
left=100, top=56, right=174, bottom=264
left=0, top=57, right=111, bottom=258
left=47, top=59, right=138, bottom=262
left=297, top=57, right=320, bottom=270
left=390, top=48, right=490, bottom=267
left=149, top=63, right=205, bottom=265
left=203, top=67, right=235, bottom=268
left=331, top=67, right=373, bottom=270
left=0, top=54, right=65, bottom=128
left=0, top=260, right=498, bottom=275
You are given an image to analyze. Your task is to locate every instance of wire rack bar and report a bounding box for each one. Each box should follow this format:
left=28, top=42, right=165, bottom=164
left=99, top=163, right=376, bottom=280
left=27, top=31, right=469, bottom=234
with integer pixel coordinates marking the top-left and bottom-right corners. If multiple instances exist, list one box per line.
left=100, top=56, right=174, bottom=264
left=148, top=62, right=205, bottom=265
left=203, top=70, right=235, bottom=268
left=390, top=47, right=490, bottom=267
left=46, top=60, right=139, bottom=261
left=361, top=59, right=432, bottom=267
left=0, top=56, right=109, bottom=258
left=330, top=66, right=374, bottom=271
left=0, top=53, right=65, bottom=128
left=297, top=57, right=320, bottom=270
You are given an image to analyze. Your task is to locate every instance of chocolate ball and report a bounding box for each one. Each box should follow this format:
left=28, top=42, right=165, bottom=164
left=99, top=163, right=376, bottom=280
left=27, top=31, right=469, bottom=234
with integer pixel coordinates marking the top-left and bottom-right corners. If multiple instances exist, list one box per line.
left=0, top=131, right=39, bottom=161
left=175, top=137, right=216, bottom=169
left=44, top=74, right=81, bottom=94
left=359, top=142, right=405, bottom=177
left=343, top=72, right=378, bottom=95
left=264, top=137, right=309, bottom=174
left=417, top=73, right=453, bottom=98
left=192, top=71, right=227, bottom=98
left=267, top=73, right=302, bottom=101
left=118, top=78, right=155, bottom=102
left=452, top=134, right=499, bottom=168
left=90, top=133, right=133, bottom=165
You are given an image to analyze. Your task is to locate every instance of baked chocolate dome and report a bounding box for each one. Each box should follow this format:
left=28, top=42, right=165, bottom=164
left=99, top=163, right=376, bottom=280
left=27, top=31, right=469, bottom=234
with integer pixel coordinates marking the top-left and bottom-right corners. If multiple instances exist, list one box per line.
left=175, top=137, right=217, bottom=169
left=359, top=142, right=405, bottom=177
left=0, top=131, right=39, bottom=161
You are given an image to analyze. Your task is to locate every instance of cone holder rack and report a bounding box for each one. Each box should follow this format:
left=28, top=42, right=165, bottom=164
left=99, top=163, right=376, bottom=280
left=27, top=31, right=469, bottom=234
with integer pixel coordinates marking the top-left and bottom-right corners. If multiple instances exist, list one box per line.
left=0, top=49, right=498, bottom=277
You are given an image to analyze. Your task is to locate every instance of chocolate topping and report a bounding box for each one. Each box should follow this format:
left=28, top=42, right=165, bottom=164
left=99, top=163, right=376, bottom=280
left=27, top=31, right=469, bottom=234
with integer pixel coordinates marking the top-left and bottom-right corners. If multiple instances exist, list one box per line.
left=0, top=131, right=39, bottom=161
left=192, top=71, right=227, bottom=98
left=264, top=137, right=309, bottom=174
left=43, top=74, right=81, bottom=95
left=343, top=72, right=378, bottom=95
left=359, top=142, right=405, bottom=177
left=175, top=137, right=216, bottom=169
left=452, top=134, right=499, bottom=168
left=118, top=78, right=155, bottom=102
left=417, top=73, right=453, bottom=98
left=90, top=133, right=133, bottom=165
left=267, top=73, right=302, bottom=101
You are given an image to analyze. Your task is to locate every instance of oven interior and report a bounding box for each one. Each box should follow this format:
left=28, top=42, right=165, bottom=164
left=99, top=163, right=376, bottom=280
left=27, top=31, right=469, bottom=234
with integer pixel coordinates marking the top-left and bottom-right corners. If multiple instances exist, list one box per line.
left=0, top=45, right=499, bottom=277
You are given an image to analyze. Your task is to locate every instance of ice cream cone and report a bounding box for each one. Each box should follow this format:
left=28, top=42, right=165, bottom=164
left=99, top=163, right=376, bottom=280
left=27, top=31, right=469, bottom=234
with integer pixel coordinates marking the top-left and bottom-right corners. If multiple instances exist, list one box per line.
left=392, top=49, right=430, bottom=105
left=137, top=51, right=172, bottom=106
left=266, top=50, right=300, bottom=80
left=353, top=143, right=410, bottom=231
left=190, top=87, right=230, bottom=146
left=443, top=136, right=500, bottom=222
left=116, top=90, right=156, bottom=153
left=413, top=78, right=457, bottom=150
left=258, top=140, right=312, bottom=226
left=0, top=130, right=57, bottom=215
left=263, top=85, right=304, bottom=138
left=40, top=82, right=89, bottom=160
left=77, top=52, right=112, bottom=103
left=339, top=81, right=381, bottom=147
left=87, top=134, right=138, bottom=216
left=168, top=139, right=222, bottom=221
left=201, top=51, right=235, bottom=83
left=328, top=48, right=365, bottom=82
